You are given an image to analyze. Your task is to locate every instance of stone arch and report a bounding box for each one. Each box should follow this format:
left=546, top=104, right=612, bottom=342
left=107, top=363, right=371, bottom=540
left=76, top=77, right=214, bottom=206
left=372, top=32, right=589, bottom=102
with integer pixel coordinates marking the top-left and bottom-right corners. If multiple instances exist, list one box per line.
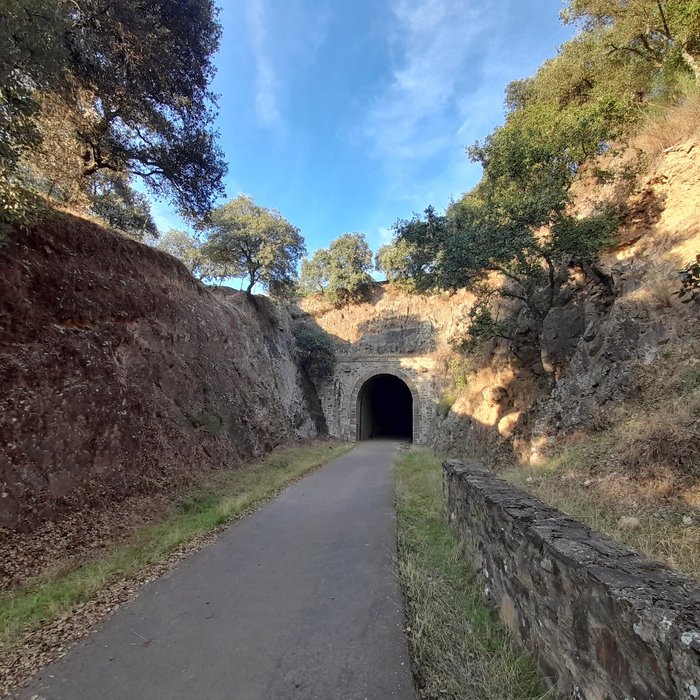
left=349, top=368, right=421, bottom=443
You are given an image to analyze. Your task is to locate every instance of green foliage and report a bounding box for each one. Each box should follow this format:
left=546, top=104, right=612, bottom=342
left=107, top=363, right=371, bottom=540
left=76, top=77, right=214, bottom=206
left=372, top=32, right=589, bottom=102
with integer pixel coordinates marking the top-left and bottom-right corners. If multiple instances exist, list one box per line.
left=156, top=228, right=230, bottom=281
left=386, top=206, right=448, bottom=293
left=375, top=238, right=419, bottom=291
left=1, top=0, right=226, bottom=223
left=389, top=3, right=644, bottom=355
left=300, top=232, right=374, bottom=305
left=563, top=0, right=700, bottom=84
left=201, top=195, right=306, bottom=295
left=0, top=0, right=69, bottom=229
left=293, top=323, right=337, bottom=383
left=551, top=208, right=620, bottom=262
left=395, top=195, right=619, bottom=349
left=0, top=0, right=67, bottom=168
left=458, top=294, right=512, bottom=354
left=88, top=173, right=158, bottom=241
left=299, top=249, right=331, bottom=294
left=436, top=392, right=456, bottom=418
left=0, top=177, right=41, bottom=239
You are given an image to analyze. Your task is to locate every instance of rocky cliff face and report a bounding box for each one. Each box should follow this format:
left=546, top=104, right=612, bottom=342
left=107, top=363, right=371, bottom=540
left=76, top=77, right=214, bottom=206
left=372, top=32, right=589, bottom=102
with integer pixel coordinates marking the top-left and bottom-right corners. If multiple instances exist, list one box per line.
left=434, top=136, right=700, bottom=467
left=528, top=139, right=700, bottom=457
left=0, top=212, right=317, bottom=531
left=299, top=285, right=474, bottom=356
left=299, top=136, right=699, bottom=476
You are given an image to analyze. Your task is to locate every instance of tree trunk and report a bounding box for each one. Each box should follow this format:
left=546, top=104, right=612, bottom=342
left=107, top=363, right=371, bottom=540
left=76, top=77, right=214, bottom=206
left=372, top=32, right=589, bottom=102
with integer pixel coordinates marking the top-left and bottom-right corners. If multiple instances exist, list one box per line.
left=246, top=278, right=254, bottom=295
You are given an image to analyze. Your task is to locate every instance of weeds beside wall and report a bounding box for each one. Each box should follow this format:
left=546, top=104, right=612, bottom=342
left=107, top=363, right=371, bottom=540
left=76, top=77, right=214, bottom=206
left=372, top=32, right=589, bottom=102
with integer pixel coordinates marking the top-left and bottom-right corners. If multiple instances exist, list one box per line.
left=444, top=459, right=700, bottom=700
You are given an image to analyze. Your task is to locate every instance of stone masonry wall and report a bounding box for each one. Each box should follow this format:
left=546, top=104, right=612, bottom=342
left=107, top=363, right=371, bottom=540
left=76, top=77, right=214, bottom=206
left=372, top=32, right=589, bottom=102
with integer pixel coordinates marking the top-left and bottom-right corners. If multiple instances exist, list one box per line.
left=318, top=354, right=440, bottom=444
left=444, top=459, right=700, bottom=700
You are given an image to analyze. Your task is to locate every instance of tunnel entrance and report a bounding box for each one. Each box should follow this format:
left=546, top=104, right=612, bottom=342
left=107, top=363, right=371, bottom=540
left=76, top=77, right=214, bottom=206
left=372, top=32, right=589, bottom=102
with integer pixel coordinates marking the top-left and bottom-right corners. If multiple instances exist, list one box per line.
left=357, top=373, right=413, bottom=442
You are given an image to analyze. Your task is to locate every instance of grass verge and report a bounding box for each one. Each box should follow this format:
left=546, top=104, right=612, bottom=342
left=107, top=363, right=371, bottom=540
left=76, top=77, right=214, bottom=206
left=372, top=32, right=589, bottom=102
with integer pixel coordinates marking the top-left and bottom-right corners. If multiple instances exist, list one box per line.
left=395, top=448, right=547, bottom=700
left=0, top=441, right=352, bottom=652
left=504, top=462, right=700, bottom=581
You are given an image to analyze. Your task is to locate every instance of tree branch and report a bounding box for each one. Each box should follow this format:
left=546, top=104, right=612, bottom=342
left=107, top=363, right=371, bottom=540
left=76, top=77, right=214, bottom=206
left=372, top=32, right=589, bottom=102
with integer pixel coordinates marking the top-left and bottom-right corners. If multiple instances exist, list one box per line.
left=656, top=1, right=672, bottom=40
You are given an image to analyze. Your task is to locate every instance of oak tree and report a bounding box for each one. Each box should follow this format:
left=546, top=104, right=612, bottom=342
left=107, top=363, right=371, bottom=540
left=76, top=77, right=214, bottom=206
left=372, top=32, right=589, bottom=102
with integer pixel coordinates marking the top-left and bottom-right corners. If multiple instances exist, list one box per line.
left=201, top=195, right=306, bottom=295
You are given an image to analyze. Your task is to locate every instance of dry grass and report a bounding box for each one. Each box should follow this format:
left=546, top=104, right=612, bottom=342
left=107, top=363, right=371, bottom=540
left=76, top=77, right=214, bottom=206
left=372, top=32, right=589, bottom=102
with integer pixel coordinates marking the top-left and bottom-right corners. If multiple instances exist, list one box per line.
left=633, top=92, right=700, bottom=157
left=500, top=357, right=700, bottom=580
left=534, top=355, right=700, bottom=487
left=505, top=468, right=700, bottom=581
left=395, top=448, right=547, bottom=700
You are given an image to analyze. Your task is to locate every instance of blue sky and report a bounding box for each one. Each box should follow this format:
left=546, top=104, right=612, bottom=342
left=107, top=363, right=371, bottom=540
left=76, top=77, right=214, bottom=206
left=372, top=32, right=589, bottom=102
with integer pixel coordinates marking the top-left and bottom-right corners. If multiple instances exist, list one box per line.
left=151, top=0, right=575, bottom=257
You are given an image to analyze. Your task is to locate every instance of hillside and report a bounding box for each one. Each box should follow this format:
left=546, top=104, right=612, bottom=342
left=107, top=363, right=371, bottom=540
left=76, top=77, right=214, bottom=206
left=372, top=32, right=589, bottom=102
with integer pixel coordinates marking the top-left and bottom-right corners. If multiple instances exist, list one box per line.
left=299, top=125, right=700, bottom=578
left=0, top=212, right=321, bottom=586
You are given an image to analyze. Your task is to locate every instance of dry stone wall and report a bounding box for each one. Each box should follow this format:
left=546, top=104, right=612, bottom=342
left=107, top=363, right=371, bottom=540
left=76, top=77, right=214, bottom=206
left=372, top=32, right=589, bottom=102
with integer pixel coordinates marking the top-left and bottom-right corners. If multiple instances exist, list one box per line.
left=444, top=459, right=700, bottom=700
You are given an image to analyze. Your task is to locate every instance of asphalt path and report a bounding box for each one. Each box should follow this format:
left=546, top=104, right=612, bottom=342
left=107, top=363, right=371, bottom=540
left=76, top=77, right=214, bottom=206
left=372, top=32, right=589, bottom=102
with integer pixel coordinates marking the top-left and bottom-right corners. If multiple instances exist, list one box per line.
left=19, top=440, right=415, bottom=700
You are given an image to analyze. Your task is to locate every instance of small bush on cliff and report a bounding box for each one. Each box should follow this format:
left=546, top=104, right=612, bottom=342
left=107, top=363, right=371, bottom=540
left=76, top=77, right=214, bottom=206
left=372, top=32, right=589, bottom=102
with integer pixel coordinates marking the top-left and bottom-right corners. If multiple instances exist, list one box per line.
left=293, top=323, right=336, bottom=383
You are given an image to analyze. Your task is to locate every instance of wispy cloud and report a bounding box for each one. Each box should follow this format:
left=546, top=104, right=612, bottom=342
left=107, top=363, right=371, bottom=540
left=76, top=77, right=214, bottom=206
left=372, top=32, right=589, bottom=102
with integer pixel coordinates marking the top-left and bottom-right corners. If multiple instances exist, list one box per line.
left=363, top=0, right=503, bottom=212
left=367, top=1, right=488, bottom=156
left=244, top=0, right=330, bottom=133
left=245, top=0, right=282, bottom=129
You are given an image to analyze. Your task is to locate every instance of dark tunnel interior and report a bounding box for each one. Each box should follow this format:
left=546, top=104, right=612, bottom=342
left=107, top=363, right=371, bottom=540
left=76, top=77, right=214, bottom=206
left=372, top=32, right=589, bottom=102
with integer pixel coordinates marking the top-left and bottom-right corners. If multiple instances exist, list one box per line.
left=357, top=374, right=413, bottom=441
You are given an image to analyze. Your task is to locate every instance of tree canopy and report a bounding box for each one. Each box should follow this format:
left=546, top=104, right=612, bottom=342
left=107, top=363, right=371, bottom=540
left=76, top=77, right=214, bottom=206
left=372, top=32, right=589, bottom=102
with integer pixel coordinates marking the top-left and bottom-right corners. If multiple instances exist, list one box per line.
left=300, top=233, right=374, bottom=305
left=563, top=0, right=700, bottom=83
left=156, top=228, right=231, bottom=281
left=201, top=195, right=306, bottom=295
left=88, top=173, right=158, bottom=241
left=1, top=0, right=226, bottom=230
left=375, top=238, right=420, bottom=291
left=382, top=0, right=700, bottom=352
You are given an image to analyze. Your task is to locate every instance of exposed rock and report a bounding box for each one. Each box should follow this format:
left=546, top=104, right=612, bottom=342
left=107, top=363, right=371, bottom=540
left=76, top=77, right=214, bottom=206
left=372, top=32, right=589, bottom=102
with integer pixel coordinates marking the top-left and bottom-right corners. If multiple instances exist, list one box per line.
left=0, top=212, right=318, bottom=532
left=497, top=411, right=521, bottom=439
left=540, top=304, right=585, bottom=376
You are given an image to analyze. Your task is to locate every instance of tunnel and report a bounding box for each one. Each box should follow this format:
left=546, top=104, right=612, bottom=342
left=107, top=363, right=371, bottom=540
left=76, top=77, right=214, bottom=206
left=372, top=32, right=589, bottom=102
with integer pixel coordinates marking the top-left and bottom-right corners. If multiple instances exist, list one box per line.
left=356, top=373, right=413, bottom=442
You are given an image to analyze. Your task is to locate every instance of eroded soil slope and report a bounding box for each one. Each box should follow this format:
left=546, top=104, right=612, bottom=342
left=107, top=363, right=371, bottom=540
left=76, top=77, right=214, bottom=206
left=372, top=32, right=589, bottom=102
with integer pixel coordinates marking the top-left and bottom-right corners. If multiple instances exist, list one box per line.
left=0, top=212, right=316, bottom=537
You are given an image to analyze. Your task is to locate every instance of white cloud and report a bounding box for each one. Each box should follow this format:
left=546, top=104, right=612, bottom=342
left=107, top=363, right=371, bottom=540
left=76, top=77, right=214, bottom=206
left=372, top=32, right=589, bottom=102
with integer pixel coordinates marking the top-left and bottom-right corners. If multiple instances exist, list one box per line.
left=245, top=0, right=282, bottom=129
left=378, top=226, right=394, bottom=244
left=366, top=1, right=488, bottom=159
left=363, top=0, right=511, bottom=214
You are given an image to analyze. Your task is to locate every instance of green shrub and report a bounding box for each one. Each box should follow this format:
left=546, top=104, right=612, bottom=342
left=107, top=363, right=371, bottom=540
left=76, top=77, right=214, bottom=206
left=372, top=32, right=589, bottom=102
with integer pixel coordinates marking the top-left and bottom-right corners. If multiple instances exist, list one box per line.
left=293, top=323, right=337, bottom=383
left=436, top=391, right=455, bottom=418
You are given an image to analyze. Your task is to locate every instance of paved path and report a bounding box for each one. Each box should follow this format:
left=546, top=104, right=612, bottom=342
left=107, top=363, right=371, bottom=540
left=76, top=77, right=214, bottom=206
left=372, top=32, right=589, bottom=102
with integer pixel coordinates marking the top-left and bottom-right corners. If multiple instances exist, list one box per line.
left=20, top=441, right=415, bottom=700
